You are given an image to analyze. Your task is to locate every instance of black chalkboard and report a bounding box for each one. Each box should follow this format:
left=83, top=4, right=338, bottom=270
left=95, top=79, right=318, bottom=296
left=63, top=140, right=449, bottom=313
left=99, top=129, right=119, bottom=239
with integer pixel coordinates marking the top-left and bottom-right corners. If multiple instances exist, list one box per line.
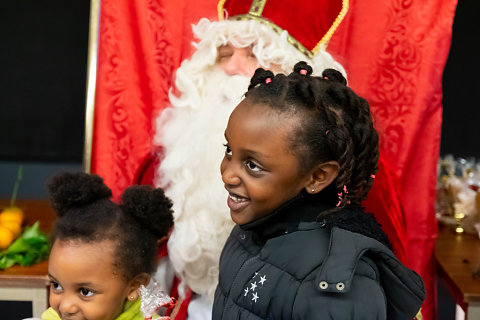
left=441, top=0, right=480, bottom=158
left=0, top=300, right=33, bottom=319
left=0, top=1, right=90, bottom=162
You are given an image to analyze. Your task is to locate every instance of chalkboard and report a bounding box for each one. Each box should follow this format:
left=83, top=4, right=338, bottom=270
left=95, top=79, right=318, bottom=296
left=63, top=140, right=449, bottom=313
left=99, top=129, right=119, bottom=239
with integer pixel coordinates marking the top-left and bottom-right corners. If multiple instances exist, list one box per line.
left=441, top=0, right=480, bottom=158
left=0, top=1, right=90, bottom=162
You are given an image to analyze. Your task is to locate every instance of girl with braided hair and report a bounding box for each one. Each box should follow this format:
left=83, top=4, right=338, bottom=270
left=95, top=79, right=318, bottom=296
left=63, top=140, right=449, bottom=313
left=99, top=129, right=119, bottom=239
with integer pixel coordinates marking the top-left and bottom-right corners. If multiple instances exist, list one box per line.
left=213, top=61, right=425, bottom=319
left=41, top=172, right=174, bottom=320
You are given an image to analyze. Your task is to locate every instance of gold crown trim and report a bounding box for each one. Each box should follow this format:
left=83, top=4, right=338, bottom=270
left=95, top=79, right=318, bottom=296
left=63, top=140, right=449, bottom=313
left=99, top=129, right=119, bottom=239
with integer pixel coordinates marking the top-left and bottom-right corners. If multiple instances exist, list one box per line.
left=249, top=0, right=267, bottom=17
left=218, top=0, right=227, bottom=20
left=312, top=0, right=349, bottom=52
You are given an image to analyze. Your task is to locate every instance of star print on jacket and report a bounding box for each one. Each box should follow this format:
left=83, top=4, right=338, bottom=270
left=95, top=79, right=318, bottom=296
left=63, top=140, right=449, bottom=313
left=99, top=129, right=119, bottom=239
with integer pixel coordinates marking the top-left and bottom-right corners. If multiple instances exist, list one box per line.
left=243, top=272, right=268, bottom=304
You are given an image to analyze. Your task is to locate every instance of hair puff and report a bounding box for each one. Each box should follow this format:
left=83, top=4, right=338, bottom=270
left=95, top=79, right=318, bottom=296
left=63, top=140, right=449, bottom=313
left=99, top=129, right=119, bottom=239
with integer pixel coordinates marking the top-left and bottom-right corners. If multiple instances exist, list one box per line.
left=248, top=68, right=275, bottom=91
left=121, top=185, right=174, bottom=239
left=48, top=172, right=112, bottom=217
left=293, top=61, right=313, bottom=76
left=322, top=68, right=347, bottom=86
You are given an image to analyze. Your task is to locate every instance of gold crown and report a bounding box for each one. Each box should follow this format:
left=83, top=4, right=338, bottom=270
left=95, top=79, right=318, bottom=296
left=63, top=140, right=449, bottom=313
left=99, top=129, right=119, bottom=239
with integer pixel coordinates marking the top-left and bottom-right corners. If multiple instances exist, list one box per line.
left=217, top=0, right=348, bottom=58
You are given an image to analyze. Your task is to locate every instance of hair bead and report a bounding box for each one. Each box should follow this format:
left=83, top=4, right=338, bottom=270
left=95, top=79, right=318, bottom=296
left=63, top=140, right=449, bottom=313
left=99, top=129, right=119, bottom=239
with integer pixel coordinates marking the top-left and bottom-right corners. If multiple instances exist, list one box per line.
left=293, top=61, right=313, bottom=76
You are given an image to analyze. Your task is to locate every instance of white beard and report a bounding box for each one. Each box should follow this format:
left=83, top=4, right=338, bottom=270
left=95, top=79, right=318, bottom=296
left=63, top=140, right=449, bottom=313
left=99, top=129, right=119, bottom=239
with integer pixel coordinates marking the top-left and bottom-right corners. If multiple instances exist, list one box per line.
left=154, top=67, right=250, bottom=300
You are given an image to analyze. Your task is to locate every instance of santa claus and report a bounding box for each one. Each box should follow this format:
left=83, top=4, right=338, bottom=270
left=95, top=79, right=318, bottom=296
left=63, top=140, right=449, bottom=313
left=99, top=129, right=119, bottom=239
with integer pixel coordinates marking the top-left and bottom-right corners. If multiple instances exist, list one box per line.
left=144, top=1, right=348, bottom=318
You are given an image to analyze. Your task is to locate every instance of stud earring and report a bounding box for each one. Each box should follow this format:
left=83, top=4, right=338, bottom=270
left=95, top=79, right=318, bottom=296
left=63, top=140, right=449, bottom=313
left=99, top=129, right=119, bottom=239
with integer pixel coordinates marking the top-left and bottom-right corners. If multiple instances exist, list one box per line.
left=311, top=189, right=315, bottom=193
left=130, top=296, right=135, bottom=301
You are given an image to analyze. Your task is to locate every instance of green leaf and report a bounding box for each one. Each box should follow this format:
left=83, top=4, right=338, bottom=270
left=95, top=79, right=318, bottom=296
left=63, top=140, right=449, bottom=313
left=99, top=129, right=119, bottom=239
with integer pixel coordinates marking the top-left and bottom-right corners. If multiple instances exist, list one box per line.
left=0, top=221, right=49, bottom=269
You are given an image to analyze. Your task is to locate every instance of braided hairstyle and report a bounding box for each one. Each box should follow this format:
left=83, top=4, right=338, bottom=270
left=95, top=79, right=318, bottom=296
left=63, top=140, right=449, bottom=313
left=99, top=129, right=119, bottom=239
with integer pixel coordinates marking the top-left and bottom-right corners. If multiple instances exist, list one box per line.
left=48, top=172, right=174, bottom=280
left=245, top=61, right=379, bottom=208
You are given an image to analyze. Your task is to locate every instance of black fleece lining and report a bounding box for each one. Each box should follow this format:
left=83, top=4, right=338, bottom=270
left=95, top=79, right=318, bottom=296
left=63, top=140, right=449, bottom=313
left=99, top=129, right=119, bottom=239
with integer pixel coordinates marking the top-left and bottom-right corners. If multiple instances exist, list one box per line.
left=240, top=189, right=392, bottom=250
left=319, top=206, right=393, bottom=250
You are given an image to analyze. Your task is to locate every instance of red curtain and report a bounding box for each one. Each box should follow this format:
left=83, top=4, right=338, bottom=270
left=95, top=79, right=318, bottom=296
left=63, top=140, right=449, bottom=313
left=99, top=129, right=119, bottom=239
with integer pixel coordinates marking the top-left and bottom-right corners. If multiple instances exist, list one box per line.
left=91, top=0, right=218, bottom=201
left=328, top=1, right=458, bottom=319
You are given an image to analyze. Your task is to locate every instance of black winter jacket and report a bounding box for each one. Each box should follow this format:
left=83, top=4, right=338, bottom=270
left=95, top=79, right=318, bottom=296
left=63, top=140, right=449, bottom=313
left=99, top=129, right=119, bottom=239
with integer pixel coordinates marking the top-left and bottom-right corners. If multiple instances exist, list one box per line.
left=213, top=191, right=425, bottom=319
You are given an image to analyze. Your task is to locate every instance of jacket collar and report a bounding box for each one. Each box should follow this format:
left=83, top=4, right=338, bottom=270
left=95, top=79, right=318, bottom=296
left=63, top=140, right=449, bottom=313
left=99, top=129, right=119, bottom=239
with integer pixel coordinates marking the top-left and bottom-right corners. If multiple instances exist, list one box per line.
left=239, top=188, right=392, bottom=249
left=239, top=190, right=334, bottom=240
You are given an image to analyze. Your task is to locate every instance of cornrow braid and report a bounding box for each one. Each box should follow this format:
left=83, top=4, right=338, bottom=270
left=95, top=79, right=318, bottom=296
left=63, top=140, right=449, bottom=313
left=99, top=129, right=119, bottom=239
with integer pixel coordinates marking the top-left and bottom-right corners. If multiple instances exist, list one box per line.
left=347, top=97, right=379, bottom=200
left=324, top=110, right=355, bottom=200
left=245, top=61, right=379, bottom=209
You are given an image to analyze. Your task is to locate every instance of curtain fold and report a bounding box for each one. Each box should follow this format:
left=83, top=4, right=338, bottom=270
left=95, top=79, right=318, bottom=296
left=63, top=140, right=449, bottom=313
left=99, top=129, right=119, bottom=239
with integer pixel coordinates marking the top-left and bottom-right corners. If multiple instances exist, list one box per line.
left=328, top=1, right=458, bottom=319
left=91, top=0, right=218, bottom=200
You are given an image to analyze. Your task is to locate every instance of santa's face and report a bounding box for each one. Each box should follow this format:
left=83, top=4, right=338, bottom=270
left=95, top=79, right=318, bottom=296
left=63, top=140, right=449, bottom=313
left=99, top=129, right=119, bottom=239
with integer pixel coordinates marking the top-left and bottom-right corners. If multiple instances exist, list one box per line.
left=217, top=43, right=283, bottom=77
left=217, top=44, right=258, bottom=77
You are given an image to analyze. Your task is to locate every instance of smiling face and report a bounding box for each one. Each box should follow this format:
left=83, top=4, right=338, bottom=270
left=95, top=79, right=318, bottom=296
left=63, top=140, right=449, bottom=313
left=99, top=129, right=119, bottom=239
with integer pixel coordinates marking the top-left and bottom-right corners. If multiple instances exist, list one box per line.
left=48, top=239, right=138, bottom=320
left=220, top=100, right=314, bottom=225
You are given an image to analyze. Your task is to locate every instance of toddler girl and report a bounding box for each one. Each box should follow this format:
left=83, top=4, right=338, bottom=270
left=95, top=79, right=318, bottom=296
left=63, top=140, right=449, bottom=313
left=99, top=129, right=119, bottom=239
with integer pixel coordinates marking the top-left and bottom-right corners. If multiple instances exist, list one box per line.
left=213, top=62, right=426, bottom=319
left=42, top=172, right=174, bottom=320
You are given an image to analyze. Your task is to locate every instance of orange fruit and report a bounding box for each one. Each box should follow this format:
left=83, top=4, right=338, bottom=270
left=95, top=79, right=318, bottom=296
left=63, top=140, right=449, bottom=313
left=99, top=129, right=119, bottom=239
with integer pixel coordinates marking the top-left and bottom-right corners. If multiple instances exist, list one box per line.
left=0, top=207, right=24, bottom=225
left=0, top=225, right=14, bottom=250
left=1, top=221, right=21, bottom=237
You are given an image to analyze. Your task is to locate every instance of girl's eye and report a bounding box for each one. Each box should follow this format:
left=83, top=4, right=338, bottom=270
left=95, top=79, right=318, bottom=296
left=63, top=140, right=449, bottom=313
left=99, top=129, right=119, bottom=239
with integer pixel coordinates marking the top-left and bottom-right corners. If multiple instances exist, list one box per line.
left=50, top=281, right=63, bottom=292
left=80, top=288, right=94, bottom=297
left=246, top=160, right=262, bottom=173
left=224, top=144, right=232, bottom=156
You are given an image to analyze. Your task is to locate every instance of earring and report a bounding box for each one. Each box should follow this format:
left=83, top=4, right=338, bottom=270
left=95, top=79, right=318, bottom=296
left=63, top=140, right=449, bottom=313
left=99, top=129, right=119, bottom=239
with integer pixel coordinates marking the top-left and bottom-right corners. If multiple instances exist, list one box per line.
left=130, top=296, right=135, bottom=301
left=311, top=189, right=315, bottom=193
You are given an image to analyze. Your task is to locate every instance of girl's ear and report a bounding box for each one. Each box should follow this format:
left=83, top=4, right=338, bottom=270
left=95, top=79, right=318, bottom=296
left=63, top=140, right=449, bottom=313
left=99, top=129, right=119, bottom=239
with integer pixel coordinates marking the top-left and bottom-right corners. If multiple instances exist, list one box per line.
left=126, top=273, right=151, bottom=301
left=305, top=161, right=339, bottom=194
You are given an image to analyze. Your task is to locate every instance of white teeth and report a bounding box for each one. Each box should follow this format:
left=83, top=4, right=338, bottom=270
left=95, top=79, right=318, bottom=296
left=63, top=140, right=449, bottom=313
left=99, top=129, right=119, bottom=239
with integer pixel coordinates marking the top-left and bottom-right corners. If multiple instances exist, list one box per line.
left=229, top=194, right=244, bottom=202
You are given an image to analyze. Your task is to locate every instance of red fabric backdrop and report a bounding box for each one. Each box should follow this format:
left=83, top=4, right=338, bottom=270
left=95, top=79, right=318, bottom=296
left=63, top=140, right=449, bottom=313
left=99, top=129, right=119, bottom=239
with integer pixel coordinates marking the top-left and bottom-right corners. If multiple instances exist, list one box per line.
left=90, top=1, right=458, bottom=319
left=91, top=0, right=218, bottom=201
left=328, top=1, right=458, bottom=319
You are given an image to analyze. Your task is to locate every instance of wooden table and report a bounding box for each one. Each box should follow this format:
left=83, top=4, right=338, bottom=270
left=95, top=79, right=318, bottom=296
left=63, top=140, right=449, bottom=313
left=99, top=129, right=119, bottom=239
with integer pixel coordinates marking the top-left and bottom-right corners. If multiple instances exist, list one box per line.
left=0, top=199, right=55, bottom=318
left=436, top=225, right=480, bottom=320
